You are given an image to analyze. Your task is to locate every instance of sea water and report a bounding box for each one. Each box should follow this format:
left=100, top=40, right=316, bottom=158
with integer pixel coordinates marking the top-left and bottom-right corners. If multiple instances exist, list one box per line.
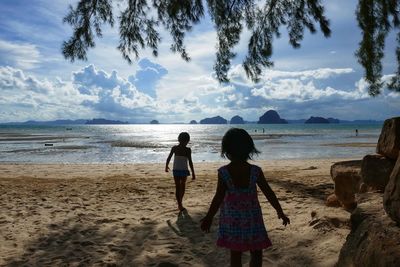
left=0, top=124, right=381, bottom=163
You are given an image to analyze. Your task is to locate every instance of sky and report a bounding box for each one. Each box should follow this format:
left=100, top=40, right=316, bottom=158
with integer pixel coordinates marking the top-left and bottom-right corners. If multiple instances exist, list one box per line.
left=0, top=0, right=399, bottom=123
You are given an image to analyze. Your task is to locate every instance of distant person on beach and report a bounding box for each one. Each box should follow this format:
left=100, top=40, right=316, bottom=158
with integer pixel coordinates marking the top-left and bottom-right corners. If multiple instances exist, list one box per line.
left=355, top=129, right=358, bottom=136
left=201, top=128, right=290, bottom=266
left=165, top=132, right=196, bottom=211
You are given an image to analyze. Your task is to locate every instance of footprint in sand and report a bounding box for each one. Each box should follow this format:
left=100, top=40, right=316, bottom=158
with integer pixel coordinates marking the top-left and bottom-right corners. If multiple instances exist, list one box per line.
left=80, top=240, right=95, bottom=246
left=158, top=262, right=179, bottom=267
left=168, top=248, right=183, bottom=254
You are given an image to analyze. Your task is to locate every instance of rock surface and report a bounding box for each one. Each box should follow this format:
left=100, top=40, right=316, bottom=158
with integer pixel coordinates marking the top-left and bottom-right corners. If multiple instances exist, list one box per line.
left=230, top=115, right=245, bottom=124
left=330, top=160, right=362, bottom=210
left=150, top=120, right=159, bottom=124
left=257, top=110, right=287, bottom=124
left=337, top=193, right=400, bottom=267
left=361, top=154, right=396, bottom=191
left=376, top=117, right=400, bottom=159
left=326, top=194, right=341, bottom=207
left=384, top=153, right=400, bottom=224
left=199, top=116, right=227, bottom=124
left=358, top=182, right=373, bottom=194
left=189, top=120, right=197, bottom=124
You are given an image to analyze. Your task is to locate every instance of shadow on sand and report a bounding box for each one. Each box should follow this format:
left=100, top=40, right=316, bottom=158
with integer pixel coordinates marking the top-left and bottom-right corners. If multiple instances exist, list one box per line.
left=4, top=210, right=226, bottom=267
left=5, top=215, right=157, bottom=266
left=268, top=177, right=333, bottom=202
left=5, top=208, right=317, bottom=266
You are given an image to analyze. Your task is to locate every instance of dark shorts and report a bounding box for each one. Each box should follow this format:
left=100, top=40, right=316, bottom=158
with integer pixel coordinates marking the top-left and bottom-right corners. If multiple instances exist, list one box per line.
left=173, top=170, right=190, bottom=177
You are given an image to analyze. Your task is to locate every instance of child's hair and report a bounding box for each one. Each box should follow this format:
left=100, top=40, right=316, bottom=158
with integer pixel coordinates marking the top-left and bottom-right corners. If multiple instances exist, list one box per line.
left=178, top=132, right=190, bottom=143
left=221, top=128, right=260, bottom=161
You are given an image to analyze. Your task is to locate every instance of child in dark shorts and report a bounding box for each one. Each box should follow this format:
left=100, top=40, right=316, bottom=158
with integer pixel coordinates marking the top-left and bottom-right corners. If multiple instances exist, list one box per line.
left=165, top=132, right=196, bottom=211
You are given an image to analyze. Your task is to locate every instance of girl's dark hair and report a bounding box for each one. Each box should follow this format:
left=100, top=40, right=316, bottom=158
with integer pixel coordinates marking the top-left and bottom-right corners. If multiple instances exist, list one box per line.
left=221, top=128, right=260, bottom=161
left=178, top=132, right=190, bottom=143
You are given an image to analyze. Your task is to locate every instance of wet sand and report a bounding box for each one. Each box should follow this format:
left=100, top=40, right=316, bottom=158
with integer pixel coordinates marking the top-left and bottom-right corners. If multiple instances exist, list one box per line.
left=0, top=159, right=352, bottom=266
left=321, top=142, right=376, bottom=147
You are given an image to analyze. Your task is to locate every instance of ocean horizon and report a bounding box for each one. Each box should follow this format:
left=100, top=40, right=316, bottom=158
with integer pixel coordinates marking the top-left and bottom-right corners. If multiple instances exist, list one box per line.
left=0, top=123, right=382, bottom=164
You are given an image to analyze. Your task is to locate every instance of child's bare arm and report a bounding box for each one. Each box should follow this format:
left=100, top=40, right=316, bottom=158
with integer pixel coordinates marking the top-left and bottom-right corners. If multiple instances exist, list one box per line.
left=165, top=147, right=174, bottom=172
left=201, top=173, right=226, bottom=232
left=257, top=169, right=290, bottom=226
left=188, top=148, right=195, bottom=180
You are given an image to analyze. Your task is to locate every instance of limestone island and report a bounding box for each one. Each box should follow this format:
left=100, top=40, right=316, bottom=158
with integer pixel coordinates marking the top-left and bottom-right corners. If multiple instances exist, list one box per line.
left=230, top=115, right=245, bottom=124
left=200, top=116, right=227, bottom=124
left=258, top=110, right=288, bottom=124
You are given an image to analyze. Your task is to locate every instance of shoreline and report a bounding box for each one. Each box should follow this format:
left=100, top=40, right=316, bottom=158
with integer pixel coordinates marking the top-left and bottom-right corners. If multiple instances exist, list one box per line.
left=0, top=158, right=353, bottom=266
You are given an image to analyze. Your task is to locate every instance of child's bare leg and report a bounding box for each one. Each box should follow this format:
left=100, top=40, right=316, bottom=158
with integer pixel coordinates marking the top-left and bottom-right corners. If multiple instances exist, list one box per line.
left=173, top=177, right=183, bottom=209
left=250, top=250, right=262, bottom=267
left=179, top=177, right=187, bottom=209
left=230, top=250, right=242, bottom=267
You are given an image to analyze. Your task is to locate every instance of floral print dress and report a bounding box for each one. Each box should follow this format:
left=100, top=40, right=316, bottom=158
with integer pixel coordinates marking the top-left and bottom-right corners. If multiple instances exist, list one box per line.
left=216, top=165, right=272, bottom=251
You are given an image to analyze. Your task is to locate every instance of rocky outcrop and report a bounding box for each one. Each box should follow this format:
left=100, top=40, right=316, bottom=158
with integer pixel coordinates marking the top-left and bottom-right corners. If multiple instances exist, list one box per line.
left=376, top=117, right=400, bottom=159
left=200, top=116, right=227, bottom=124
left=189, top=120, right=197, bottom=124
left=337, top=193, right=400, bottom=267
left=150, top=120, right=159, bottom=124
left=332, top=117, right=400, bottom=266
left=326, top=194, right=341, bottom=207
left=230, top=115, right=245, bottom=124
left=361, top=154, right=396, bottom=191
left=330, top=160, right=362, bottom=210
left=305, top=116, right=330, bottom=123
left=358, top=182, right=373, bottom=193
left=383, top=153, right=400, bottom=224
left=257, top=110, right=287, bottom=124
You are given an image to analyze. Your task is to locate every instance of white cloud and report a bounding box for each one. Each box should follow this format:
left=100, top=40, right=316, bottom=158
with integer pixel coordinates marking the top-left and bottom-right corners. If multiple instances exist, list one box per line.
left=0, top=66, right=50, bottom=94
left=0, top=40, right=41, bottom=69
left=222, top=64, right=367, bottom=104
left=0, top=64, right=187, bottom=123
left=1, top=62, right=399, bottom=123
left=185, top=31, right=217, bottom=61
left=228, top=64, right=354, bottom=85
left=128, top=58, right=168, bottom=98
left=0, top=66, right=90, bottom=122
left=72, top=64, right=162, bottom=120
left=250, top=78, right=368, bottom=102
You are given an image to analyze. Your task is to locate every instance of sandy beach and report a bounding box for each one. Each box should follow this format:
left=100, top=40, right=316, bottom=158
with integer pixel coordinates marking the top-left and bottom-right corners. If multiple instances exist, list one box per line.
left=0, top=159, right=353, bottom=267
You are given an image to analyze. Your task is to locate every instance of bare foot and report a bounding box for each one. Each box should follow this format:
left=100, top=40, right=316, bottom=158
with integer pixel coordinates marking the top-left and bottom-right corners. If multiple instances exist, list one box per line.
left=178, top=205, right=186, bottom=211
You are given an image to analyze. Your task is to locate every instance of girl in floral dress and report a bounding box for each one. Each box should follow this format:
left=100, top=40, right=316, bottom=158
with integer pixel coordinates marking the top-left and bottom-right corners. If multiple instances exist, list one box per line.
left=201, top=128, right=290, bottom=266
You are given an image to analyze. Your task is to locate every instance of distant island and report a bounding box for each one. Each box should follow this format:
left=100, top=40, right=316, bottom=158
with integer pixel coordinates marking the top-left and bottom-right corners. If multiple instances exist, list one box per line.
left=0, top=119, right=88, bottom=125
left=327, top=118, right=340, bottom=123
left=230, top=115, right=245, bottom=124
left=305, top=116, right=330, bottom=124
left=200, top=116, right=227, bottom=124
left=86, top=118, right=128, bottom=125
left=0, top=112, right=384, bottom=125
left=304, top=116, right=341, bottom=124
left=258, top=110, right=288, bottom=124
